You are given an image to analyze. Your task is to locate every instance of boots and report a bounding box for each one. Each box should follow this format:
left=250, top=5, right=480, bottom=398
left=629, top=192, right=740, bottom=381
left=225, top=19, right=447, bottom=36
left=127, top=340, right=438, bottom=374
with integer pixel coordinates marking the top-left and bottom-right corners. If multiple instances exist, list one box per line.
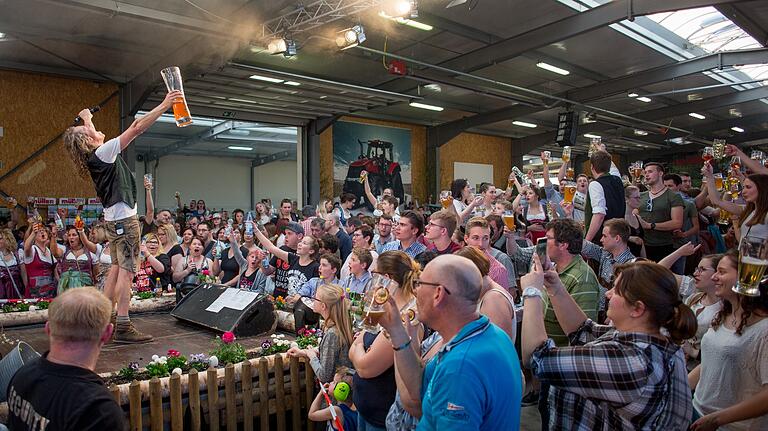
left=114, top=319, right=153, bottom=344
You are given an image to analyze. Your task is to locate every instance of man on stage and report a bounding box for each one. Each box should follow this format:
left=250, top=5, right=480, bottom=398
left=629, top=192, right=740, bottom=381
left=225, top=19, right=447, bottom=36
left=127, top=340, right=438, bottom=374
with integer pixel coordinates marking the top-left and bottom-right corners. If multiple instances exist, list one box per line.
left=63, top=89, right=180, bottom=343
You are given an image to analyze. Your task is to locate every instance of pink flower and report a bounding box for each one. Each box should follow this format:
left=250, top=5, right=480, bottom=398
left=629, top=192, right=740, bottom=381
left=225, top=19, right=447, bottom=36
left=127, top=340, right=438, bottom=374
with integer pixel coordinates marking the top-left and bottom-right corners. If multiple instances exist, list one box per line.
left=221, top=331, right=236, bottom=344
left=167, top=349, right=181, bottom=357
left=202, top=269, right=210, bottom=276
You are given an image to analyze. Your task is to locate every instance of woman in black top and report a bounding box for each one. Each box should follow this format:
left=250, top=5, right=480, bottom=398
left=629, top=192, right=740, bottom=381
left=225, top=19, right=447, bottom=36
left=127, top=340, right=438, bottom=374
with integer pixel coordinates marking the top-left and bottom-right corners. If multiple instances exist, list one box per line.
left=213, top=230, right=249, bottom=286
left=168, top=227, right=194, bottom=276
left=253, top=222, right=319, bottom=298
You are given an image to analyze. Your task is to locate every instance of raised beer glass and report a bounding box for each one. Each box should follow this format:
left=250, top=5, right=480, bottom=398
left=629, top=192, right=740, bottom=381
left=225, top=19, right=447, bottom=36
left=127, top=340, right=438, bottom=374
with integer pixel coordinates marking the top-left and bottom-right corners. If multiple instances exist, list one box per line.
left=563, top=182, right=576, bottom=204
left=702, top=147, right=714, bottom=163
left=502, top=210, right=516, bottom=231
left=160, top=66, right=193, bottom=127
left=439, top=190, right=453, bottom=209
left=561, top=146, right=571, bottom=163
left=362, top=274, right=396, bottom=333
left=734, top=236, right=768, bottom=296
left=713, top=139, right=726, bottom=160
left=714, top=173, right=724, bottom=192
left=542, top=151, right=551, bottom=166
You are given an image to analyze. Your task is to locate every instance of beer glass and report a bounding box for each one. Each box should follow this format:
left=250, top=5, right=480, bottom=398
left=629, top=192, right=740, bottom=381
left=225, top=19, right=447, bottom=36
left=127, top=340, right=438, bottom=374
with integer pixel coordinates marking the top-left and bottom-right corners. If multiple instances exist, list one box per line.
left=439, top=190, right=453, bottom=209
left=566, top=167, right=575, bottom=180
left=502, top=210, right=516, bottom=231
left=358, top=170, right=368, bottom=184
left=588, top=137, right=601, bottom=157
left=144, top=173, right=153, bottom=188
left=702, top=147, right=714, bottom=163
left=734, top=236, right=768, bottom=296
left=717, top=207, right=730, bottom=225
left=542, top=151, right=551, bottom=166
left=563, top=182, right=576, bottom=204
left=362, top=274, right=397, bottom=333
left=730, top=156, right=742, bottom=172
left=714, top=173, right=724, bottom=191
left=400, top=297, right=418, bottom=326
left=750, top=150, right=764, bottom=161
left=160, top=66, right=193, bottom=127
left=561, top=146, right=571, bottom=163
left=713, top=139, right=726, bottom=160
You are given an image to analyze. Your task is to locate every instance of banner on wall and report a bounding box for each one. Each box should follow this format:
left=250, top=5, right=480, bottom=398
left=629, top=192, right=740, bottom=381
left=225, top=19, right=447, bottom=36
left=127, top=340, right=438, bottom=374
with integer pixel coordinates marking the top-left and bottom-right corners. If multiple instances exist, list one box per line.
left=87, top=198, right=101, bottom=205
left=29, top=197, right=56, bottom=206
left=333, top=121, right=411, bottom=210
left=59, top=197, right=86, bottom=205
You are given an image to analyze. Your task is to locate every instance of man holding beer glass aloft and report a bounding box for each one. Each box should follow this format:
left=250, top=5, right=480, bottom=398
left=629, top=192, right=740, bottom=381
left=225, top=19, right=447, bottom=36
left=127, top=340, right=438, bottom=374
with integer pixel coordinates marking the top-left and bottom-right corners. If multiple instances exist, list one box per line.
left=63, top=89, right=182, bottom=343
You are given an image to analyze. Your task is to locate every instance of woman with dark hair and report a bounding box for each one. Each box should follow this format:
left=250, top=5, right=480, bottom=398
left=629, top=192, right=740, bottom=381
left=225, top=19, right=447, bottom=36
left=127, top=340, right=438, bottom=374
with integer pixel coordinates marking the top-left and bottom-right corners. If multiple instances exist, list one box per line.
left=232, top=209, right=245, bottom=230
left=513, top=184, right=548, bottom=243
left=195, top=200, right=208, bottom=218
left=689, top=249, right=768, bottom=430
left=22, top=223, right=56, bottom=298
left=52, top=225, right=98, bottom=293
left=703, top=166, right=768, bottom=242
left=522, top=259, right=697, bottom=429
left=172, top=236, right=212, bottom=289
left=350, top=250, right=419, bottom=431
left=450, top=178, right=482, bottom=223
left=168, top=226, right=194, bottom=275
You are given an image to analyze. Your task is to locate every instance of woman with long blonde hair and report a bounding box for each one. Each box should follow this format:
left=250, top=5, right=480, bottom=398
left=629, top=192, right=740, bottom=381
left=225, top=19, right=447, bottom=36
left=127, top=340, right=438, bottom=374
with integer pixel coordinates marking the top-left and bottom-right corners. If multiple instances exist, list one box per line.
left=0, top=229, right=24, bottom=298
left=349, top=250, right=420, bottom=430
left=287, top=283, right=353, bottom=383
left=133, top=233, right=170, bottom=292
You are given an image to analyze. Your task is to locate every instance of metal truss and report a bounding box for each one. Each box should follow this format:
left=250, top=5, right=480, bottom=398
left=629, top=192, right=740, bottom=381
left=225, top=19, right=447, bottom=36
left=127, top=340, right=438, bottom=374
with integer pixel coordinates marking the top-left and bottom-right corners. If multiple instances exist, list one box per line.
left=262, top=0, right=377, bottom=39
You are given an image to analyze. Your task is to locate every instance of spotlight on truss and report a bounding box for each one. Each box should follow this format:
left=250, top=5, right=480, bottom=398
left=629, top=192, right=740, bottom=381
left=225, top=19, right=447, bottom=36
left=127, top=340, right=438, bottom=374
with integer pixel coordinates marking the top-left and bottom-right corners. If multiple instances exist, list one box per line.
left=335, top=25, right=366, bottom=50
left=267, top=37, right=297, bottom=57
left=381, top=0, right=418, bottom=18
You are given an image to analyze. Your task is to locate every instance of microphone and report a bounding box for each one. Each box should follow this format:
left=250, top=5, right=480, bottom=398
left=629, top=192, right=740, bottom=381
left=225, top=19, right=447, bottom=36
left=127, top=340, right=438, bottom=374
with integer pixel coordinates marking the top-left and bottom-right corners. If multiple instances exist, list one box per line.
left=72, top=106, right=101, bottom=126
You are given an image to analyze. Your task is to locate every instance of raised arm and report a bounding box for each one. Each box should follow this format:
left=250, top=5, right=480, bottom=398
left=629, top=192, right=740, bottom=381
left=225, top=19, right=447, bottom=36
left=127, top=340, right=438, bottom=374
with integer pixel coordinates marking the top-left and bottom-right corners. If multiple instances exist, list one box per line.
left=362, top=172, right=378, bottom=208
left=144, top=177, right=155, bottom=224
left=726, top=144, right=768, bottom=175
left=23, top=223, right=35, bottom=257
left=116, top=90, right=180, bottom=150
left=50, top=226, right=64, bottom=259
left=79, top=228, right=97, bottom=254
left=253, top=224, right=288, bottom=262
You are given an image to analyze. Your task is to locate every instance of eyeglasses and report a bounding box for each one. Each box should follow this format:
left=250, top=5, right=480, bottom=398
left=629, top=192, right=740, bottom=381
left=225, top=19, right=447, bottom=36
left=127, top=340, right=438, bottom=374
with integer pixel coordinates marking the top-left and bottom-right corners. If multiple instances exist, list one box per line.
left=427, top=221, right=445, bottom=230
left=379, top=223, right=392, bottom=228
left=646, top=197, right=653, bottom=212
left=694, top=266, right=715, bottom=274
left=413, top=278, right=451, bottom=295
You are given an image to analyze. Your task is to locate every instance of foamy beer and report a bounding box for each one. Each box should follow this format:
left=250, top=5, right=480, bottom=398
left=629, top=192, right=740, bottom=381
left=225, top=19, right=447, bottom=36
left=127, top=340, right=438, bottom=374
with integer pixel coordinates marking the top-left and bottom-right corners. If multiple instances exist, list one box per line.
left=542, top=151, right=551, bottom=166
left=440, top=190, right=453, bottom=209
left=502, top=211, right=516, bottom=231
left=714, top=173, right=724, bottom=191
left=160, top=66, right=193, bottom=127
left=561, top=146, right=571, bottom=163
left=563, top=182, right=577, bottom=204
left=717, top=208, right=730, bottom=225
left=713, top=139, right=726, bottom=160
left=566, top=167, right=575, bottom=180
left=735, top=236, right=768, bottom=296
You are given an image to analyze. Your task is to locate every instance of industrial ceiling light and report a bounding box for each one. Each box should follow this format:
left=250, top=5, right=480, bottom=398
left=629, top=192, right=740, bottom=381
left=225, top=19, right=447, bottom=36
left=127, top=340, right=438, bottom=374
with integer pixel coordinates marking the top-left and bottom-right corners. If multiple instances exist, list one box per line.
left=731, top=126, right=745, bottom=133
left=636, top=96, right=652, bottom=103
left=627, top=93, right=639, bottom=98
left=512, top=121, right=537, bottom=128
left=336, top=25, right=366, bottom=50
left=409, top=102, right=444, bottom=111
left=381, top=0, right=417, bottom=18
left=536, top=62, right=570, bottom=76
left=227, top=146, right=253, bottom=151
left=446, top=0, right=467, bottom=8
left=634, top=130, right=649, bottom=136
left=583, top=133, right=601, bottom=139
left=249, top=74, right=284, bottom=83
left=266, top=37, right=297, bottom=57
left=688, top=112, right=706, bottom=120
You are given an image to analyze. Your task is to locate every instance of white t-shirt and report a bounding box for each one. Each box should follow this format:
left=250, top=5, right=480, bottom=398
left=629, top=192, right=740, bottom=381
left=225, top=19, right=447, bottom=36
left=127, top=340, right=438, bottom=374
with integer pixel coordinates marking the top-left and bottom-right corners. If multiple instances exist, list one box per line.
left=739, top=211, right=768, bottom=243
left=95, top=137, right=137, bottom=221
left=95, top=243, right=112, bottom=265
left=57, top=243, right=97, bottom=263
left=694, top=318, right=768, bottom=430
left=23, top=245, right=55, bottom=265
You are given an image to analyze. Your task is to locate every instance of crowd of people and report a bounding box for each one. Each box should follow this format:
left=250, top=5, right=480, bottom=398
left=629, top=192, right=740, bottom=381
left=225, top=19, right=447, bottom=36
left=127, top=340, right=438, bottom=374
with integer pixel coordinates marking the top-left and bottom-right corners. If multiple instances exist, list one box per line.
left=3, top=139, right=768, bottom=430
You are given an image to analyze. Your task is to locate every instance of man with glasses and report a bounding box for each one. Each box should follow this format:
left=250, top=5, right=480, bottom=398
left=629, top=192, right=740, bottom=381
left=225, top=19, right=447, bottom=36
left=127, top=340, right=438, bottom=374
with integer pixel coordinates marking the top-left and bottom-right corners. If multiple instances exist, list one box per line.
left=424, top=210, right=461, bottom=255
left=373, top=215, right=394, bottom=254
left=340, top=225, right=378, bottom=280
left=637, top=162, right=684, bottom=263
left=380, top=211, right=426, bottom=259
left=378, top=254, right=522, bottom=430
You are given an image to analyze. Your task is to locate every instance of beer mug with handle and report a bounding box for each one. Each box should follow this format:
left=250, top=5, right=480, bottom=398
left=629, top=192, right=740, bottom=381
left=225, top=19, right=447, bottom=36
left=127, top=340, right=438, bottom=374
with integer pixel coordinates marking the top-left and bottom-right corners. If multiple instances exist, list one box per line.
left=734, top=236, right=768, bottom=296
left=160, top=66, right=193, bottom=127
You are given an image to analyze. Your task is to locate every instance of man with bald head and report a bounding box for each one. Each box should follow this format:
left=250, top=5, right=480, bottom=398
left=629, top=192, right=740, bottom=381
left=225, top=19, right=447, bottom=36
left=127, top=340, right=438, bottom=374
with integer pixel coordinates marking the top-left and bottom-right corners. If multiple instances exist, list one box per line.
left=379, top=254, right=522, bottom=430
left=7, top=287, right=126, bottom=430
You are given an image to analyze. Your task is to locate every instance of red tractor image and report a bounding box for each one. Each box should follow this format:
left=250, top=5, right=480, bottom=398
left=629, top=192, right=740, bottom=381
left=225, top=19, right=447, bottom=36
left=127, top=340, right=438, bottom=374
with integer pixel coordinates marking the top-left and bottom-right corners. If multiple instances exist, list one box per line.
left=343, top=139, right=404, bottom=210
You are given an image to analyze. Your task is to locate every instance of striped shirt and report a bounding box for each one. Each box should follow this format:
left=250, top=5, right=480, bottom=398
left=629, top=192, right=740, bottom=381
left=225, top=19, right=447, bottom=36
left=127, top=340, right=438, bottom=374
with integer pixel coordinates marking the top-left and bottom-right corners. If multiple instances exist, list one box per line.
left=543, top=256, right=600, bottom=346
left=380, top=240, right=427, bottom=259
left=530, top=320, right=692, bottom=430
left=486, top=251, right=510, bottom=290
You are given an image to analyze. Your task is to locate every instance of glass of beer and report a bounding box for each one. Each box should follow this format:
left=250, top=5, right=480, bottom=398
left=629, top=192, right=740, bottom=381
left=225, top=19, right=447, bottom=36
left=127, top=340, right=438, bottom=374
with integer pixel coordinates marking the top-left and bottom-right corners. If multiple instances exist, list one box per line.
left=358, top=170, right=368, bottom=184
left=734, top=236, right=768, bottom=296
left=362, top=274, right=397, bottom=333
left=702, top=147, right=714, bottom=163
left=750, top=150, right=764, bottom=161
left=714, top=173, right=724, bottom=191
left=566, top=167, right=575, bottom=180
left=563, top=182, right=577, bottom=204
left=502, top=210, right=516, bottom=231
left=542, top=151, right=551, bottom=166
left=160, top=66, right=193, bottom=127
left=717, top=207, right=730, bottom=225
left=561, top=146, right=571, bottom=163
left=730, top=156, right=742, bottom=172
left=713, top=139, right=726, bottom=160
left=439, top=190, right=453, bottom=209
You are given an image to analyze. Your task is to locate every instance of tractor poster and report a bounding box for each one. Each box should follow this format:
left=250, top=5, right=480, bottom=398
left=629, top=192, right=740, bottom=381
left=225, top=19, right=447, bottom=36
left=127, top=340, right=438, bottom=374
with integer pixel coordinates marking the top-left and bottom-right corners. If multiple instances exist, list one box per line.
left=333, top=121, right=412, bottom=209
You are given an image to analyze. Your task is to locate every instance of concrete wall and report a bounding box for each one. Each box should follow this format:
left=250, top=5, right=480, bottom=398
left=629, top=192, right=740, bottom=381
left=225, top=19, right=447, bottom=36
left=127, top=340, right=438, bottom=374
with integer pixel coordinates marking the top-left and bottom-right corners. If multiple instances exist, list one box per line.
left=136, top=155, right=297, bottom=214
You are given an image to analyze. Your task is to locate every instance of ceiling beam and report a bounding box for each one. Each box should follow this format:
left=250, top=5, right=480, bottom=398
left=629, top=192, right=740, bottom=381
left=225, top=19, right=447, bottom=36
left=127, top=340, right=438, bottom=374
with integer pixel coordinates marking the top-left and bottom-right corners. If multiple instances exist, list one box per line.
left=511, top=85, right=768, bottom=152
left=252, top=150, right=295, bottom=167
left=426, top=47, right=768, bottom=147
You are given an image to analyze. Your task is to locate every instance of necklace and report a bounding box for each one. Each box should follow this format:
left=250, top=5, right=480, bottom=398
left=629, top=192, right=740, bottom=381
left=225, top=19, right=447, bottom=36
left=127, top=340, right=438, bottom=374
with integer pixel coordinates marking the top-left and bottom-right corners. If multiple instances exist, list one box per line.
left=649, top=185, right=667, bottom=196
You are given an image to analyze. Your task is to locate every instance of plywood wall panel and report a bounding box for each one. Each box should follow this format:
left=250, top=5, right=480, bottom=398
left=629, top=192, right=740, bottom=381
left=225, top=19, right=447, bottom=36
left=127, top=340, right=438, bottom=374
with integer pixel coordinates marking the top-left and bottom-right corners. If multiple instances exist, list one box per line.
left=0, top=70, right=120, bottom=201
left=439, top=133, right=512, bottom=191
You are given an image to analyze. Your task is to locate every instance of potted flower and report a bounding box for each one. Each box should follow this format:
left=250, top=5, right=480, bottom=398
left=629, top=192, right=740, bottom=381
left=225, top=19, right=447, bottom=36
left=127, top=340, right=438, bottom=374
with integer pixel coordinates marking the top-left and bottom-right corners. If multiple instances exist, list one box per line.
left=296, top=327, right=322, bottom=349
left=198, top=269, right=216, bottom=285
left=260, top=334, right=290, bottom=355
left=209, top=331, right=246, bottom=365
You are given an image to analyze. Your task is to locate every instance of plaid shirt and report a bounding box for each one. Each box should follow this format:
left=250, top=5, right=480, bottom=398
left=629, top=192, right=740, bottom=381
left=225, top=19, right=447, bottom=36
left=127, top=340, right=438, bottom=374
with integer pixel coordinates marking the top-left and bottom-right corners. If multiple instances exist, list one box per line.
left=581, top=242, right=635, bottom=286
left=530, top=320, right=692, bottom=430
left=380, top=239, right=427, bottom=259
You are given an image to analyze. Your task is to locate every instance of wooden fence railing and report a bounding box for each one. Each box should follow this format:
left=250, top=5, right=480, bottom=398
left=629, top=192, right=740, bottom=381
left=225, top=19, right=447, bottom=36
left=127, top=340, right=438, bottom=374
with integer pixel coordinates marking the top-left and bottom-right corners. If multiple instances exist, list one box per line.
left=109, top=354, right=315, bottom=431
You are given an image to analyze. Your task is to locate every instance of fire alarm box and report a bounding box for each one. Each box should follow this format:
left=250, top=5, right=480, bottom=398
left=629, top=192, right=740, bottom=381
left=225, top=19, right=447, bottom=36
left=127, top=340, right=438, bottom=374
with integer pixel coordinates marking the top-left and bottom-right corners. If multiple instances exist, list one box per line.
left=388, top=60, right=407, bottom=76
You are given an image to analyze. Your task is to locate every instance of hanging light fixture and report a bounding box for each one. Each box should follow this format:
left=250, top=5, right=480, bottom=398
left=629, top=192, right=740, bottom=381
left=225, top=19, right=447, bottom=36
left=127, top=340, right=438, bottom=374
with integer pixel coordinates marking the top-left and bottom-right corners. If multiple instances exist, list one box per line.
left=336, top=25, right=366, bottom=50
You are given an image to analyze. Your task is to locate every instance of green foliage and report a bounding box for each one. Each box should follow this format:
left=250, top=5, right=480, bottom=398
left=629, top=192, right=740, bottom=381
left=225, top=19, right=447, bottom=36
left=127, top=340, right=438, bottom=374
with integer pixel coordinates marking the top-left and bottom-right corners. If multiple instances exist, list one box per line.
left=209, top=340, right=246, bottom=365
left=146, top=362, right=169, bottom=378
left=135, top=291, right=155, bottom=300
left=166, top=355, right=187, bottom=371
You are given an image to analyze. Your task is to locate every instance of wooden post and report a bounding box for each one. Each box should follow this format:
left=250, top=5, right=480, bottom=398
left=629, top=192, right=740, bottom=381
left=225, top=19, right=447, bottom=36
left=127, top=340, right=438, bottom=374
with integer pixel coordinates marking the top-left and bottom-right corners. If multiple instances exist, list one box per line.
left=149, top=377, right=163, bottom=431
left=207, top=367, right=220, bottom=431
left=188, top=369, right=201, bottom=431
left=290, top=356, right=301, bottom=431
left=170, top=373, right=183, bottom=431
left=258, top=358, right=269, bottom=431
left=303, top=358, right=315, bottom=431
left=242, top=361, right=254, bottom=431
left=129, top=380, right=142, bottom=431
left=109, top=384, right=120, bottom=403
left=225, top=364, right=237, bottom=431
left=274, top=355, right=286, bottom=431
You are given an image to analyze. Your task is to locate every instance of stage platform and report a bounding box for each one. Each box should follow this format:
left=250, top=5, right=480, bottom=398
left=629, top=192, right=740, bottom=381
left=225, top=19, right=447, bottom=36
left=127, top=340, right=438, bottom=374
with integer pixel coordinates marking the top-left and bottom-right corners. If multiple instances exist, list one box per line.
left=0, top=311, right=293, bottom=374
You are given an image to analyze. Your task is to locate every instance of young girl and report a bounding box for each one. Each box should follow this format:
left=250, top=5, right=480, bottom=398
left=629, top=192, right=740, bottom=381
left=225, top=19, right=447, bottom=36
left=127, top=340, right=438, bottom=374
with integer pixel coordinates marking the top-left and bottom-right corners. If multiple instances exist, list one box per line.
left=287, top=283, right=353, bottom=384
left=254, top=223, right=319, bottom=298
left=308, top=367, right=358, bottom=431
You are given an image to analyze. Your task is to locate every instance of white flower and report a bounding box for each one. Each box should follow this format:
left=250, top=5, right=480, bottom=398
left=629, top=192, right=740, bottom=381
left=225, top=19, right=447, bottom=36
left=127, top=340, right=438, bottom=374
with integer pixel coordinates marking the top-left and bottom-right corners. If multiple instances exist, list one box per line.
left=152, top=354, right=159, bottom=361
left=172, top=368, right=182, bottom=375
left=277, top=334, right=286, bottom=338
left=29, top=306, right=37, bottom=312
left=208, top=356, right=219, bottom=368
left=271, top=334, right=277, bottom=338
left=158, top=356, right=167, bottom=364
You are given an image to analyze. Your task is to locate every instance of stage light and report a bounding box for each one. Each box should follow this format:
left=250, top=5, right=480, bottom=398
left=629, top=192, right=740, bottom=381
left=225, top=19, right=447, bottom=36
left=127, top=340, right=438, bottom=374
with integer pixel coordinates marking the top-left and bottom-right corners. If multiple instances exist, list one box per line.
left=336, top=25, right=366, bottom=50
left=689, top=112, right=706, bottom=120
left=377, top=11, right=432, bottom=31
left=536, top=62, right=570, bottom=76
left=266, top=37, right=297, bottom=57
left=512, top=121, right=537, bottom=128
left=409, top=102, right=444, bottom=111
left=381, top=0, right=417, bottom=18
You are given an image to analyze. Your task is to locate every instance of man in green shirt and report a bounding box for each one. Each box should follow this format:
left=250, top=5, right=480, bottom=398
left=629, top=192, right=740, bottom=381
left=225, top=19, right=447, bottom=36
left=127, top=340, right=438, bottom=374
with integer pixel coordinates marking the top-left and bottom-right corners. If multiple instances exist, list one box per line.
left=636, top=162, right=684, bottom=263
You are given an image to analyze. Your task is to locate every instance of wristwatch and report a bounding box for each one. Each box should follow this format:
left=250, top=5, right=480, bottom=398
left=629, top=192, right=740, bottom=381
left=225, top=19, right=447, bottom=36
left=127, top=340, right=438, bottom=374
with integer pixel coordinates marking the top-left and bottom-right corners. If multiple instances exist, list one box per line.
left=522, top=286, right=544, bottom=301
left=650, top=222, right=656, bottom=230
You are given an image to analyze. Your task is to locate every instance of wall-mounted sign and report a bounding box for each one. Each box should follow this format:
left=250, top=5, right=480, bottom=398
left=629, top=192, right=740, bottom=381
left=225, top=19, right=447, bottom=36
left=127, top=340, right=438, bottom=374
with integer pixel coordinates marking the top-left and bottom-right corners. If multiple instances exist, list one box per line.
left=30, top=197, right=56, bottom=206
left=59, top=197, right=86, bottom=205
left=87, top=198, right=102, bottom=205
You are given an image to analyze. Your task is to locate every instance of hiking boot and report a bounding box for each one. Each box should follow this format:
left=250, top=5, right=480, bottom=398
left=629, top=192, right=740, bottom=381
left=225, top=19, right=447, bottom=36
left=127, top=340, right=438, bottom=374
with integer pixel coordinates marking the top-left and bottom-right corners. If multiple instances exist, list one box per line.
left=114, top=322, right=153, bottom=344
